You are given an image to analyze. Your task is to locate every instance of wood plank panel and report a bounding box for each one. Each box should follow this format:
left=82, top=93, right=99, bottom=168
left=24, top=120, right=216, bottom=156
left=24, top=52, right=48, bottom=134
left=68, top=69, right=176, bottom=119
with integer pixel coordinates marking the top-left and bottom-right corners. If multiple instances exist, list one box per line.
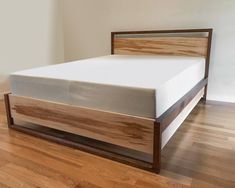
left=9, top=95, right=155, bottom=154
left=0, top=100, right=6, bottom=126
left=113, top=37, right=208, bottom=57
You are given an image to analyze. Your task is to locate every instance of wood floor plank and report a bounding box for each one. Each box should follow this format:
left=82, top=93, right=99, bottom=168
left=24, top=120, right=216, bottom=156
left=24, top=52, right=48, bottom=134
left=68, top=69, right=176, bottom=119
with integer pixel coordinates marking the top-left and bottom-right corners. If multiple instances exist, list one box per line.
left=0, top=171, right=34, bottom=188
left=1, top=163, right=71, bottom=188
left=0, top=148, right=77, bottom=187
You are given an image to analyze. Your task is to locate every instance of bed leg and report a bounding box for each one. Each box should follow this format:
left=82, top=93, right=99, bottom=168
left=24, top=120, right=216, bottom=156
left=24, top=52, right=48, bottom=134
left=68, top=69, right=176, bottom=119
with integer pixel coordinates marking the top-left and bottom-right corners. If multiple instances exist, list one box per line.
left=4, top=94, right=14, bottom=127
left=153, top=121, right=161, bottom=173
left=201, top=85, right=207, bottom=101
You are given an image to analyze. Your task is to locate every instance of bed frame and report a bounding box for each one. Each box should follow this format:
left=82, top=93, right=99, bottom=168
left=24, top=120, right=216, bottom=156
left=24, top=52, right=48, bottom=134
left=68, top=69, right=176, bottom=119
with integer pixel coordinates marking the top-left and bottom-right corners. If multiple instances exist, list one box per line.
left=4, top=28, right=212, bottom=173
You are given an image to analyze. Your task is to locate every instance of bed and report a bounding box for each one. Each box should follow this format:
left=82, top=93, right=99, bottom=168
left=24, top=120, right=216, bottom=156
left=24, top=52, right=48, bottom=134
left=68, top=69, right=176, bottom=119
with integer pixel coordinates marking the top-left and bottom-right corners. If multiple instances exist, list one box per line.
left=4, top=28, right=213, bottom=173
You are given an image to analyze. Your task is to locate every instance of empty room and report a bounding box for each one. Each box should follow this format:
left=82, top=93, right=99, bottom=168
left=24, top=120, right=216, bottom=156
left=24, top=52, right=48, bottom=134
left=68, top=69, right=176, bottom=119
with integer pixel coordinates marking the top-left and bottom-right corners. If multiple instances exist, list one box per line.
left=0, top=0, right=234, bottom=187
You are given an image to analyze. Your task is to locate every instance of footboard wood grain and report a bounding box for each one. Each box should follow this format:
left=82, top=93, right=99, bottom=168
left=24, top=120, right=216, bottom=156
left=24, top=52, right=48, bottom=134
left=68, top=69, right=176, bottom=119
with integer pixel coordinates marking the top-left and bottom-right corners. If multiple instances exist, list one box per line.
left=9, top=95, right=155, bottom=154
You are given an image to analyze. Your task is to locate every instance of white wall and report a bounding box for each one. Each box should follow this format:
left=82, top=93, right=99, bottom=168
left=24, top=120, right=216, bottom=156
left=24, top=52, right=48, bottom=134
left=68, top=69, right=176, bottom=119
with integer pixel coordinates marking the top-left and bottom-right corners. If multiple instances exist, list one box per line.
left=62, top=0, right=235, bottom=103
left=0, top=0, right=64, bottom=93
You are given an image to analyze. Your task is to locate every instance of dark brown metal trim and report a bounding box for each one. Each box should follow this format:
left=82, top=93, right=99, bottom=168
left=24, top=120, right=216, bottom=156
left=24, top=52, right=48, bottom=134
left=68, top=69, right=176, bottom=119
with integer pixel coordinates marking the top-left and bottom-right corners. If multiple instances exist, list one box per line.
left=153, top=122, right=161, bottom=173
left=4, top=93, right=14, bottom=127
left=205, top=29, right=213, bottom=78
left=111, top=32, right=115, bottom=55
left=157, top=78, right=208, bottom=132
left=203, top=28, right=213, bottom=100
left=111, top=28, right=213, bottom=35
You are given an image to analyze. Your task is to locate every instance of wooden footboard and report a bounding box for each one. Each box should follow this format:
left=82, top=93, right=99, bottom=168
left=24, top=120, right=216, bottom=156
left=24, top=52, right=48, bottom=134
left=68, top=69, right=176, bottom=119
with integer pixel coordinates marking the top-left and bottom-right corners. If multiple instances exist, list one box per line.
left=9, top=95, right=155, bottom=154
left=4, top=93, right=159, bottom=172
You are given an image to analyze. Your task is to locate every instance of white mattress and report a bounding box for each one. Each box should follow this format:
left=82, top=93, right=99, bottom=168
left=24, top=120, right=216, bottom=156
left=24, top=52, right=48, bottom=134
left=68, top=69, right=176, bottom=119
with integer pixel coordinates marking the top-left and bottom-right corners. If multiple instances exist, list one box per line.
left=10, top=55, right=205, bottom=118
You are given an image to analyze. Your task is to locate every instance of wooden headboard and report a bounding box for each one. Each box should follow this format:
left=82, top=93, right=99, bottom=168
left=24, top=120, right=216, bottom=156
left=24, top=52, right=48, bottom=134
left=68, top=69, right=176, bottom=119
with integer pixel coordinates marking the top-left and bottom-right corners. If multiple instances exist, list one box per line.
left=111, top=28, right=213, bottom=77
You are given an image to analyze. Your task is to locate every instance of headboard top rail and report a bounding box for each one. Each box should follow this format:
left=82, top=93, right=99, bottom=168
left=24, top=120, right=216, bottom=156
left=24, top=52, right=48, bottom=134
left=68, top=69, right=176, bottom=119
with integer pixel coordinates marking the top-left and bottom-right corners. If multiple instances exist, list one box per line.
left=111, top=28, right=212, bottom=35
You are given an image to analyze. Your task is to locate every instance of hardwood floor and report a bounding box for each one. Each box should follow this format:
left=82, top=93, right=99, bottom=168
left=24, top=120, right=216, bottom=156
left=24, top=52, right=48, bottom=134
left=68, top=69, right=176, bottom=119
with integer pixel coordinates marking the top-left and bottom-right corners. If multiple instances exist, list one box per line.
left=0, top=99, right=235, bottom=188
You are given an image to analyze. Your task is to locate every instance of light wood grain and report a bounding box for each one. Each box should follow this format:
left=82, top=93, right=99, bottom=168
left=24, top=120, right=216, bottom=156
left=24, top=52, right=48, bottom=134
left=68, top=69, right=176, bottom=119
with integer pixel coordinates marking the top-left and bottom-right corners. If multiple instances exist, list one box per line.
left=0, top=100, right=6, bottom=126
left=0, top=100, right=235, bottom=187
left=9, top=95, right=155, bottom=154
left=113, top=37, right=208, bottom=57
